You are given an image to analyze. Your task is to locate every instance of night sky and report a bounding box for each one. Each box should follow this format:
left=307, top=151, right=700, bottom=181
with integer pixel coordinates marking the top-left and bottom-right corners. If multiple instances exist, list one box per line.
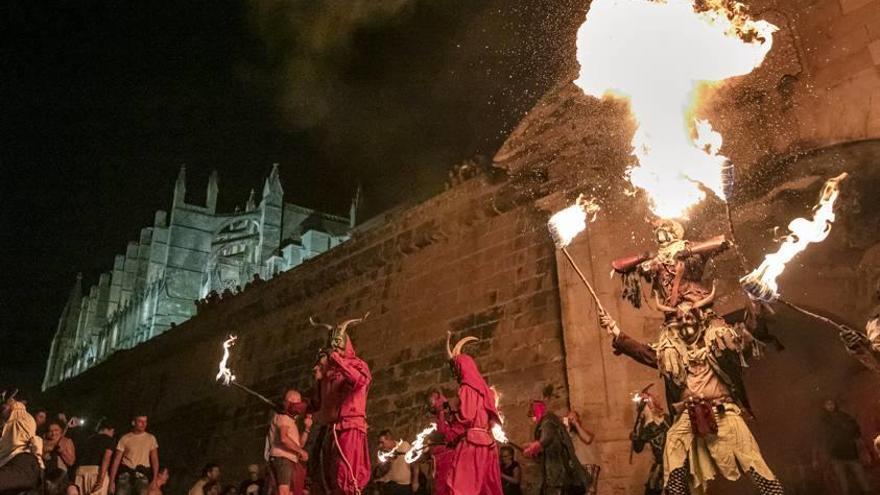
left=0, top=1, right=587, bottom=391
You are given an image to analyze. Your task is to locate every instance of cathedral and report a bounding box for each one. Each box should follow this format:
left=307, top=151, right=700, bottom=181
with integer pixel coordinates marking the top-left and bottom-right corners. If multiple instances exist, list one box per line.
left=42, top=165, right=351, bottom=389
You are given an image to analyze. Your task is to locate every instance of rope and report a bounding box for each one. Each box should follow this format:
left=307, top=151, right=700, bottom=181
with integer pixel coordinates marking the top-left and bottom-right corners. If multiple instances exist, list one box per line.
left=332, top=425, right=362, bottom=495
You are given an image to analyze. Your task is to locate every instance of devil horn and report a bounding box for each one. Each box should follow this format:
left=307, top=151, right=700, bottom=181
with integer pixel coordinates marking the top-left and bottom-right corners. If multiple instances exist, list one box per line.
left=653, top=293, right=677, bottom=313
left=309, top=316, right=333, bottom=330
left=446, top=332, right=454, bottom=358
left=338, top=312, right=371, bottom=333
left=693, top=284, right=716, bottom=309
left=451, top=336, right=479, bottom=357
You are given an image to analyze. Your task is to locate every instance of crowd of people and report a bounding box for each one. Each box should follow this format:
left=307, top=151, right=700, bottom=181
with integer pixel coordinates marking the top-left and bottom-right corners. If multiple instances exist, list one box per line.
left=195, top=275, right=265, bottom=313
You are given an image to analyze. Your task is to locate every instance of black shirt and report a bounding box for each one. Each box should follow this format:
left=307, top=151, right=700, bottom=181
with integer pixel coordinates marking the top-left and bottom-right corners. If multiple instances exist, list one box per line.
left=820, top=411, right=861, bottom=460
left=239, top=479, right=264, bottom=495
left=80, top=433, right=116, bottom=467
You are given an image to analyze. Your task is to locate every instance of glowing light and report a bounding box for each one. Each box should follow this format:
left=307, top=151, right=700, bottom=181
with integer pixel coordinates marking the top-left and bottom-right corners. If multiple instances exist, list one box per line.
left=216, top=336, right=237, bottom=385
left=632, top=393, right=644, bottom=404
left=489, top=386, right=509, bottom=444
left=404, top=423, right=438, bottom=464
left=548, top=195, right=600, bottom=248
left=574, top=0, right=777, bottom=218
left=377, top=439, right=404, bottom=464
left=740, top=173, right=848, bottom=302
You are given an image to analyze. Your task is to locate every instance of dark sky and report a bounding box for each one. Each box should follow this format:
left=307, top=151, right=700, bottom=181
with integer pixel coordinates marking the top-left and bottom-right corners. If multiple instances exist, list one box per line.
left=0, top=0, right=588, bottom=391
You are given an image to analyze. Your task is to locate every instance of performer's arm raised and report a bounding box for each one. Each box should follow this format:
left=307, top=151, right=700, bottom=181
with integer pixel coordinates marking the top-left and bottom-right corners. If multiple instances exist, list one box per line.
left=599, top=315, right=658, bottom=369
left=329, top=351, right=371, bottom=387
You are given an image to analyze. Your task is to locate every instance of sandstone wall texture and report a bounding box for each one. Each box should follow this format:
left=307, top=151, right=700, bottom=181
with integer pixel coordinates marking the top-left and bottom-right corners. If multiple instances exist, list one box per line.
left=42, top=0, right=880, bottom=493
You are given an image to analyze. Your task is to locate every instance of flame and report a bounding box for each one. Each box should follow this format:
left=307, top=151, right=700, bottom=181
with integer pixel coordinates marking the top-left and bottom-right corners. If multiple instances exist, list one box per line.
left=377, top=439, right=404, bottom=464
left=574, top=0, right=776, bottom=219
left=404, top=423, right=438, bottom=464
left=216, top=335, right=238, bottom=385
left=740, top=173, right=848, bottom=302
left=489, top=386, right=509, bottom=444
left=632, top=393, right=644, bottom=404
left=548, top=195, right=600, bottom=248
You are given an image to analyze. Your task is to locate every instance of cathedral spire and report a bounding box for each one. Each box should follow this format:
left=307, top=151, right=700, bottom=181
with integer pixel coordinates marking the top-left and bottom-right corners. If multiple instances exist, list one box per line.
left=173, top=165, right=187, bottom=208
left=246, top=188, right=256, bottom=212
left=262, top=163, right=283, bottom=199
left=206, top=170, right=219, bottom=213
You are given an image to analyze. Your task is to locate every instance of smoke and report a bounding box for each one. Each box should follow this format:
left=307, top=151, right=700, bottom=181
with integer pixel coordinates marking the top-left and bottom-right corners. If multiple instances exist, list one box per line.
left=245, top=0, right=414, bottom=128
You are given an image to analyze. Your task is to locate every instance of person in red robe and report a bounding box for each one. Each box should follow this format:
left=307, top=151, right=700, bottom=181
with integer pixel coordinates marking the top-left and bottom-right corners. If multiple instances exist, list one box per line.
left=309, top=315, right=372, bottom=495
left=444, top=333, right=504, bottom=495
left=427, top=391, right=461, bottom=495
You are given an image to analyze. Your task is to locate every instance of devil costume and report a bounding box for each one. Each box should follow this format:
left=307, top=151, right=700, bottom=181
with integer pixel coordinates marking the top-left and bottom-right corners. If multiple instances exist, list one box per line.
left=604, top=299, right=784, bottom=495
left=522, top=401, right=589, bottom=495
left=445, top=334, right=503, bottom=495
left=428, top=393, right=459, bottom=495
left=311, top=316, right=372, bottom=495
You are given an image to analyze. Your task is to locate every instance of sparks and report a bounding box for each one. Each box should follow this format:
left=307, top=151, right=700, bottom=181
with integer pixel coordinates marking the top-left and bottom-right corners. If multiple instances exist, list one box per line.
left=404, top=423, right=438, bottom=464
left=740, top=173, right=848, bottom=302
left=574, top=0, right=776, bottom=219
left=548, top=195, right=600, bottom=248
left=216, top=335, right=237, bottom=385
left=377, top=439, right=404, bottom=464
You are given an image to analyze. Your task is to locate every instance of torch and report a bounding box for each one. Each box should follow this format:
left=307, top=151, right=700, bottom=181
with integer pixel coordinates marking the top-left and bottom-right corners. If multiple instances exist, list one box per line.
left=216, top=336, right=281, bottom=410
left=628, top=383, right=654, bottom=464
left=547, top=195, right=607, bottom=316
left=740, top=173, right=848, bottom=303
left=404, top=423, right=438, bottom=464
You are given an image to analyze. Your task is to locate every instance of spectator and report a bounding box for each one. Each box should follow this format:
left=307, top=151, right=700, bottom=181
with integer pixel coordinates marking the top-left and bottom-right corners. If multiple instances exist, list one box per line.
left=375, top=430, right=416, bottom=495
left=239, top=464, right=264, bottom=495
left=109, top=414, right=159, bottom=495
left=147, top=468, right=169, bottom=495
left=815, top=399, right=873, bottom=494
left=565, top=410, right=600, bottom=495
left=189, top=464, right=221, bottom=495
left=0, top=391, right=43, bottom=495
left=499, top=446, right=522, bottom=495
left=203, top=481, right=221, bottom=495
left=33, top=408, right=48, bottom=436
left=43, top=419, right=77, bottom=495
left=266, top=390, right=310, bottom=495
left=220, top=485, right=238, bottom=495
left=75, top=419, right=116, bottom=495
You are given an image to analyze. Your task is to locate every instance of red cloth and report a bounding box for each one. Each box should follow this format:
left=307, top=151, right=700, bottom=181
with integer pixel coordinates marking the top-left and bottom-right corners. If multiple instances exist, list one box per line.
left=447, top=356, right=503, bottom=495
left=315, top=341, right=372, bottom=494
left=431, top=406, right=461, bottom=495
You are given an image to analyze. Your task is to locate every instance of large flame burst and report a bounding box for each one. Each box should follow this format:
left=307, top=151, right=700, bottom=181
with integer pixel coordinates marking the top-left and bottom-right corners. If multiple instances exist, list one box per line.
left=740, top=173, right=848, bottom=302
left=574, top=0, right=777, bottom=219
left=404, top=423, right=438, bottom=464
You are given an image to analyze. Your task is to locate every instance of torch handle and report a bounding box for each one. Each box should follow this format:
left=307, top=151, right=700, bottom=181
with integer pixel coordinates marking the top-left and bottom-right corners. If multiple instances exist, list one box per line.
left=231, top=382, right=280, bottom=410
left=776, top=297, right=851, bottom=334
left=561, top=247, right=607, bottom=317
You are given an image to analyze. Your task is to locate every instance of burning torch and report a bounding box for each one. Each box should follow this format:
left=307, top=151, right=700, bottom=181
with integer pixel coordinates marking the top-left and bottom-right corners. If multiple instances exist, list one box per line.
left=547, top=195, right=607, bottom=316
left=403, top=423, right=438, bottom=464
left=739, top=173, right=852, bottom=331
left=216, top=336, right=282, bottom=410
left=740, top=173, right=847, bottom=303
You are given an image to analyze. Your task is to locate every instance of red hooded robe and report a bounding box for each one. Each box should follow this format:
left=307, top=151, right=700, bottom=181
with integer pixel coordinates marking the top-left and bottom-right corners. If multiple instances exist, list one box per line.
left=316, top=340, right=372, bottom=495
left=446, top=354, right=503, bottom=495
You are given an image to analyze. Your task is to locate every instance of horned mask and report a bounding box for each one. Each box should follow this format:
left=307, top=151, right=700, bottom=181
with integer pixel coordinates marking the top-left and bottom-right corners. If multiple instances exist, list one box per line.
left=310, top=312, right=370, bottom=353
left=654, top=285, right=715, bottom=344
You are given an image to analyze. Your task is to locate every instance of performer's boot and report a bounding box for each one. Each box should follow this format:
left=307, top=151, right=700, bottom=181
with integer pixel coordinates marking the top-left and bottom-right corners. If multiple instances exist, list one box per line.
left=665, top=467, right=691, bottom=495
left=747, top=468, right=784, bottom=495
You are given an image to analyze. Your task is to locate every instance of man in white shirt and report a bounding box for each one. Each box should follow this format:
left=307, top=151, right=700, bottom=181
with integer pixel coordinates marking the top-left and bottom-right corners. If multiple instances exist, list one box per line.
left=0, top=392, right=43, bottom=495
left=266, top=390, right=310, bottom=495
left=109, top=414, right=159, bottom=495
left=376, top=430, right=417, bottom=495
